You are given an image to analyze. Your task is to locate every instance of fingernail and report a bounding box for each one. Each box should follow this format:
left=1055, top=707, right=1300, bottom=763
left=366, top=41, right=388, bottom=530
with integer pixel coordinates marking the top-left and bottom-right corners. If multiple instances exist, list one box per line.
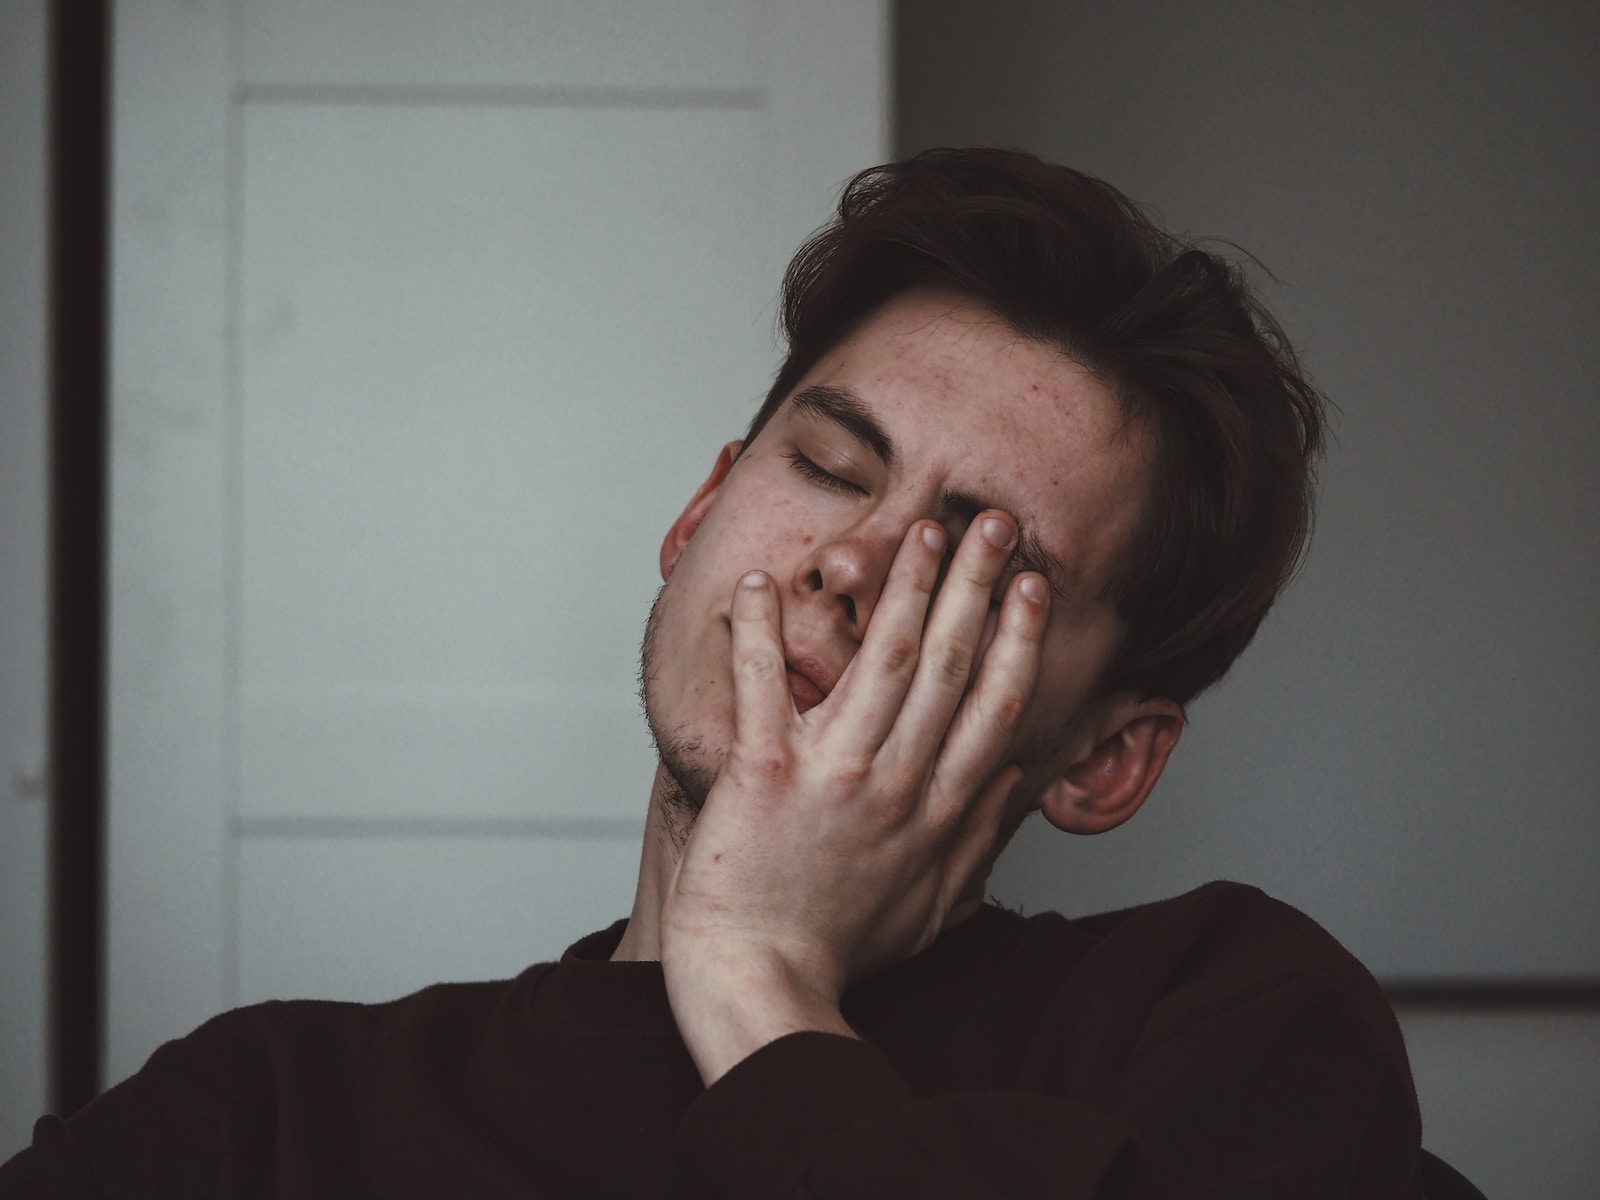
left=921, top=524, right=946, bottom=552
left=1019, top=575, right=1048, bottom=604
left=740, top=571, right=767, bottom=589
left=980, top=516, right=1013, bottom=548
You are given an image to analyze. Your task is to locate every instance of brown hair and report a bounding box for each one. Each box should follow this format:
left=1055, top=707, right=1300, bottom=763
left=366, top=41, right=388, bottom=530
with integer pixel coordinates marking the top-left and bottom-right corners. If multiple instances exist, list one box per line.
left=746, top=147, right=1326, bottom=706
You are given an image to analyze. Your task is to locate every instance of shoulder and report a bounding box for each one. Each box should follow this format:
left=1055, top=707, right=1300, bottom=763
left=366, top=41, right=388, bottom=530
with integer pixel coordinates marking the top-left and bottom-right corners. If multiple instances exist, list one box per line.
left=1072, top=877, right=1333, bottom=937
left=150, top=969, right=545, bottom=1086
left=1022, top=884, right=1421, bottom=1193
left=1068, top=881, right=1392, bottom=1014
left=76, top=970, right=548, bottom=1134
left=999, top=880, right=1375, bottom=989
left=1039, top=882, right=1413, bottom=1097
left=936, top=881, right=1390, bottom=1030
left=34, top=969, right=554, bottom=1196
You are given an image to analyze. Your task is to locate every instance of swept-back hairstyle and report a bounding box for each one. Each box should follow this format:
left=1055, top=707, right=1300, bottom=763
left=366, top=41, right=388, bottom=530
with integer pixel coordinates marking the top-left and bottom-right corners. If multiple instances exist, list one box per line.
left=745, top=147, right=1326, bottom=706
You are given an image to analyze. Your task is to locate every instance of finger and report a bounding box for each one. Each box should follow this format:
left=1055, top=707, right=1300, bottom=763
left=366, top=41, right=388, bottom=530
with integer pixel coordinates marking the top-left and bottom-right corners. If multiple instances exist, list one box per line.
left=727, top=571, right=794, bottom=752
left=892, top=511, right=1019, bottom=759
left=826, top=520, right=948, bottom=747
left=929, top=571, right=1050, bottom=811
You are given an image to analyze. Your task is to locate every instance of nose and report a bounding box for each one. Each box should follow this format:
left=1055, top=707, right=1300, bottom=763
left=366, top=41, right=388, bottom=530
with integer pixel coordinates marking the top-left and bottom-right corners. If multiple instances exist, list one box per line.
left=795, top=518, right=910, bottom=639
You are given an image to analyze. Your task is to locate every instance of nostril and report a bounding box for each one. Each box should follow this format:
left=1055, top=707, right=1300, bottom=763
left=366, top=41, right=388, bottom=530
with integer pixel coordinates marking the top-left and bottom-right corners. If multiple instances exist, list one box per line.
left=807, top=569, right=824, bottom=593
left=840, top=594, right=857, bottom=626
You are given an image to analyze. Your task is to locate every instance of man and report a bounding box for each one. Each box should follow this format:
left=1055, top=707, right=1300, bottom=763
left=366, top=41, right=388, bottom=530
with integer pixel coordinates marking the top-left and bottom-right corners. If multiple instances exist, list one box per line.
left=2, top=149, right=1420, bottom=1197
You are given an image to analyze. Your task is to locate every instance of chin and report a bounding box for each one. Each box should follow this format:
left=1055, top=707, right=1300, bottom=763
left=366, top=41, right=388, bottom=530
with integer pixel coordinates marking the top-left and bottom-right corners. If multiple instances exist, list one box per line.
left=649, top=718, right=724, bottom=811
left=641, top=656, right=734, bottom=821
left=638, top=584, right=731, bottom=825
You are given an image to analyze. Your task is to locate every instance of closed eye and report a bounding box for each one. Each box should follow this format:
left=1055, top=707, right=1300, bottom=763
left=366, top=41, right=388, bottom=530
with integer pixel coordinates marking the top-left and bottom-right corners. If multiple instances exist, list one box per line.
left=784, top=450, right=866, bottom=496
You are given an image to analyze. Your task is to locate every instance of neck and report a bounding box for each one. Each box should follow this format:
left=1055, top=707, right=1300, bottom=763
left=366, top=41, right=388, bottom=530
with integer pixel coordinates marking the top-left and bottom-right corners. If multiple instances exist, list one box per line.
left=609, top=763, right=684, bottom=962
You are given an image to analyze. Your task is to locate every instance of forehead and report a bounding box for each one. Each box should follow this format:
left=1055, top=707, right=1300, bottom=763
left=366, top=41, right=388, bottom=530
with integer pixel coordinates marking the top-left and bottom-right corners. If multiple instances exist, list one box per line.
left=779, top=291, right=1150, bottom=595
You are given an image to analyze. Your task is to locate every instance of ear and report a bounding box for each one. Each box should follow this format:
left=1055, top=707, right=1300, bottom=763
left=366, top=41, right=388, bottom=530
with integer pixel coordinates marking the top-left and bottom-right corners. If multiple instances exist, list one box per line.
left=659, top=440, right=742, bottom=580
left=1036, top=696, right=1184, bottom=835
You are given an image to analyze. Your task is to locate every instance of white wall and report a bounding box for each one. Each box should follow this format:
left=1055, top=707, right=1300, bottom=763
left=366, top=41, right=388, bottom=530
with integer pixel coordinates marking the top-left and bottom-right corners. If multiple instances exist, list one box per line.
left=0, top=0, right=51, bottom=1161
left=896, top=2, right=1598, bottom=1195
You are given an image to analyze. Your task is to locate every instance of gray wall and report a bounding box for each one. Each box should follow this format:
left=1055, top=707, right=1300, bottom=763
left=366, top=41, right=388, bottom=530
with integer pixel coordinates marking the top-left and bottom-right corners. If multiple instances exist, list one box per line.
left=901, top=0, right=1599, bottom=982
left=896, top=3, right=1598, bottom=1196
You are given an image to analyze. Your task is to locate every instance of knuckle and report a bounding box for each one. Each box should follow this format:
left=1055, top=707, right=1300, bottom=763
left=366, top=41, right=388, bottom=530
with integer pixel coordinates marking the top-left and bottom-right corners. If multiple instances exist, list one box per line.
left=735, top=749, right=792, bottom=783
left=956, top=555, right=1003, bottom=589
left=1005, top=604, right=1048, bottom=645
left=882, top=764, right=924, bottom=807
left=876, top=795, right=917, bottom=829
left=929, top=638, right=975, bottom=690
left=877, top=633, right=920, bottom=676
left=736, top=650, right=783, bottom=684
left=969, top=681, right=1029, bottom=735
left=989, top=691, right=1028, bottom=734
left=826, top=756, right=873, bottom=789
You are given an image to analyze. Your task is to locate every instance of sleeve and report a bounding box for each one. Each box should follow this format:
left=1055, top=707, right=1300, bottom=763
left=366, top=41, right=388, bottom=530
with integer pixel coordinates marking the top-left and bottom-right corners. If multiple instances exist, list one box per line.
left=676, top=1033, right=1149, bottom=1199
left=673, top=934, right=1420, bottom=1199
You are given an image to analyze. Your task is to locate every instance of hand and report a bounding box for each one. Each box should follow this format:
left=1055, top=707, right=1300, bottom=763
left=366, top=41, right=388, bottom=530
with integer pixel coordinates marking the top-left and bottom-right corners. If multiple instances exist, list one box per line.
left=659, top=511, right=1051, bottom=1082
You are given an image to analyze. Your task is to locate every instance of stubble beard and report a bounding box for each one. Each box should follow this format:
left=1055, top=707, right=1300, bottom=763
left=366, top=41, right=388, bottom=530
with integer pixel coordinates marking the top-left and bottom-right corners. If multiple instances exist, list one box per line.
left=638, top=584, right=721, bottom=849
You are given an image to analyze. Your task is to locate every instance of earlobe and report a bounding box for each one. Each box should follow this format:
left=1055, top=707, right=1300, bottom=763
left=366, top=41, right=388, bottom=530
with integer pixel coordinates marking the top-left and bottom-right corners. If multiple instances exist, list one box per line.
left=659, top=440, right=743, bottom=580
left=1037, top=698, right=1184, bottom=835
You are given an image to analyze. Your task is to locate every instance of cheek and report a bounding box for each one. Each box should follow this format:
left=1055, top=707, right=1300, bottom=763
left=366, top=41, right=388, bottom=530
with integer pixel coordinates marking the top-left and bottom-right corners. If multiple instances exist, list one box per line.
left=1030, top=614, right=1126, bottom=723
left=1010, top=629, right=1096, bottom=736
left=703, top=479, right=811, bottom=558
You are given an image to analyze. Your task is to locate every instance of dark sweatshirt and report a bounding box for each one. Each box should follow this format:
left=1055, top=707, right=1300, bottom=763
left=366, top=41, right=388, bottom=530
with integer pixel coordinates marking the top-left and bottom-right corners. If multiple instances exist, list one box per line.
left=0, top=881, right=1421, bottom=1198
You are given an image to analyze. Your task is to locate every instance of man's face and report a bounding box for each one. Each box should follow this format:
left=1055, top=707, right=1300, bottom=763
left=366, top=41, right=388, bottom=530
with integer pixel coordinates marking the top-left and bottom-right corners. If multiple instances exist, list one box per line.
left=641, top=290, right=1150, bottom=817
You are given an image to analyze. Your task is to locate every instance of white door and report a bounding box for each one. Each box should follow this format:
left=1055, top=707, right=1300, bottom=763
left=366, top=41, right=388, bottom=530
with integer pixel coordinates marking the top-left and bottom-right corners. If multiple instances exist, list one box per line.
left=108, top=0, right=886, bottom=1086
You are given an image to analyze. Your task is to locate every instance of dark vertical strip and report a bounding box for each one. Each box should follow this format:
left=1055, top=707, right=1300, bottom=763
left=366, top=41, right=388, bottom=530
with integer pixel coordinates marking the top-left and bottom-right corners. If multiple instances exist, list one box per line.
left=47, top=0, right=110, bottom=1117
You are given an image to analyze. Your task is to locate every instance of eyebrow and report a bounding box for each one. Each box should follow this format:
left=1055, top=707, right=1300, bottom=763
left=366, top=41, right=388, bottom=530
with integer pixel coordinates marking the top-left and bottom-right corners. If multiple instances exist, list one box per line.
left=788, top=384, right=896, bottom=467
left=787, top=383, right=1075, bottom=604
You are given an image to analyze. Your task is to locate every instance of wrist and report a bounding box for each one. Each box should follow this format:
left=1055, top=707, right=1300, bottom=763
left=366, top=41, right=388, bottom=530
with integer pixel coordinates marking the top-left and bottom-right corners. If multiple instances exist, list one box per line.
left=662, top=933, right=857, bottom=1085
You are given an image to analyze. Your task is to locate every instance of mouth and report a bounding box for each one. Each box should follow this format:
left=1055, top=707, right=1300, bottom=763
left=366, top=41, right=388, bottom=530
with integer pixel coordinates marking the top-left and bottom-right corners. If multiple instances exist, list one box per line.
left=784, top=652, right=836, bottom=714
left=785, top=667, right=826, bottom=712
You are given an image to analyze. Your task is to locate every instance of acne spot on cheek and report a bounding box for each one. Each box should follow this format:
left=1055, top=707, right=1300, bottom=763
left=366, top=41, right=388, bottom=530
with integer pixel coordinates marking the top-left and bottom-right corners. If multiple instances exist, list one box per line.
left=800, top=535, right=814, bottom=546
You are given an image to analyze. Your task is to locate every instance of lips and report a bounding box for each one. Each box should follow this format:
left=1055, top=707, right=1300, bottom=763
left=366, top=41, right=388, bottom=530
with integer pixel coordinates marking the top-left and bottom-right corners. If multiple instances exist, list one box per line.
left=785, top=668, right=826, bottom=712
left=784, top=651, right=838, bottom=713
